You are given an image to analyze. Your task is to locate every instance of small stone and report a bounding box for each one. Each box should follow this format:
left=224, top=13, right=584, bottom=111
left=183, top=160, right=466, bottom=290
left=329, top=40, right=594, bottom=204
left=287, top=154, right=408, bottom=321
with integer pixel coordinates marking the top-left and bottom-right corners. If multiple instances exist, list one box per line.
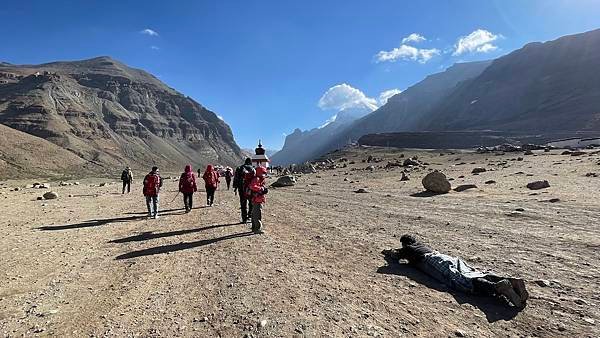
left=484, top=180, right=496, bottom=184
left=455, top=329, right=466, bottom=337
left=43, top=191, right=59, bottom=200
left=471, top=167, right=486, bottom=174
left=515, top=208, right=525, bottom=212
left=259, top=319, right=268, bottom=328
left=454, top=184, right=478, bottom=192
left=527, top=180, right=550, bottom=190
left=354, top=188, right=368, bottom=193
left=535, top=279, right=551, bottom=287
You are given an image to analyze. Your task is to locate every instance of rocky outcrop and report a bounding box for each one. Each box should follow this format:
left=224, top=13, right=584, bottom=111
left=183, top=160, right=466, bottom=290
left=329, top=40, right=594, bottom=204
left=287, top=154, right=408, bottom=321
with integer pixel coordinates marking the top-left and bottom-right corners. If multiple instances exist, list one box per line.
left=0, top=56, right=243, bottom=177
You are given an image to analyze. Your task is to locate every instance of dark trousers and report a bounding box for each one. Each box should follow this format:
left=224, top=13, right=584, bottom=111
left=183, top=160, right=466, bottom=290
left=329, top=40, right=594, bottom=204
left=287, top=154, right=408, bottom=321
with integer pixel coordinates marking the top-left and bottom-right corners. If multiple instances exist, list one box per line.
left=146, top=195, right=159, bottom=216
left=122, top=181, right=131, bottom=194
left=226, top=178, right=231, bottom=190
left=183, top=192, right=194, bottom=210
left=206, top=186, right=216, bottom=205
left=251, top=202, right=263, bottom=231
left=239, top=193, right=252, bottom=222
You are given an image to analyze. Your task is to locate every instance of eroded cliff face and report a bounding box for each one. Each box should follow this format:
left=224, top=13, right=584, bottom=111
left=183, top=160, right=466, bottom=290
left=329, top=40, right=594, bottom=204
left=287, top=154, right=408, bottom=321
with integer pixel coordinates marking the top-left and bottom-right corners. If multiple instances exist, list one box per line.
left=0, top=57, right=243, bottom=175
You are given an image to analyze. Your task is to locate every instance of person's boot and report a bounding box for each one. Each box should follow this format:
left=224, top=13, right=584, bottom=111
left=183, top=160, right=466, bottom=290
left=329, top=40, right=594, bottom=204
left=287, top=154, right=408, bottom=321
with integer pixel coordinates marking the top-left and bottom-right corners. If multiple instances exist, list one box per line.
left=495, top=280, right=522, bottom=307
left=508, top=278, right=529, bottom=304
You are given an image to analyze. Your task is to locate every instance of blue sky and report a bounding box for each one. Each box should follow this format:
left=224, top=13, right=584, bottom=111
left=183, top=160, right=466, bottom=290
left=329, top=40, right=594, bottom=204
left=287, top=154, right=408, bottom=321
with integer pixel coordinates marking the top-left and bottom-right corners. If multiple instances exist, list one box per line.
left=2, top=1, right=600, bottom=149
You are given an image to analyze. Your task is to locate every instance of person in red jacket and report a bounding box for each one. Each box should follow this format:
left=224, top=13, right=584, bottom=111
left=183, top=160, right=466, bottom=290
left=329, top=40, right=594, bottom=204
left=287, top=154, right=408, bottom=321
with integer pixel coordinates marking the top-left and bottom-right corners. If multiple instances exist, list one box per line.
left=179, top=164, right=198, bottom=213
left=202, top=164, right=220, bottom=206
left=143, top=166, right=163, bottom=219
left=249, top=166, right=269, bottom=234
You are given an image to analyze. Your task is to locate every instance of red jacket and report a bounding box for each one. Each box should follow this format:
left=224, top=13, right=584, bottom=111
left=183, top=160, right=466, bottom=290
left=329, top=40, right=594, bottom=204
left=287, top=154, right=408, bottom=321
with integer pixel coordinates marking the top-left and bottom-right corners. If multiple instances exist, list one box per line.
left=249, top=173, right=267, bottom=204
left=179, top=164, right=198, bottom=193
left=202, top=165, right=220, bottom=189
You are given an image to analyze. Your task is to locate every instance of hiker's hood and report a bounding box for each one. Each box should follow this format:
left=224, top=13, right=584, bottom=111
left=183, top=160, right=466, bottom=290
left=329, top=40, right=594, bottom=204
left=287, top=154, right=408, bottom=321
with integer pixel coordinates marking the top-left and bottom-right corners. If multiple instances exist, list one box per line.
left=184, top=164, right=192, bottom=173
left=255, top=166, right=267, bottom=177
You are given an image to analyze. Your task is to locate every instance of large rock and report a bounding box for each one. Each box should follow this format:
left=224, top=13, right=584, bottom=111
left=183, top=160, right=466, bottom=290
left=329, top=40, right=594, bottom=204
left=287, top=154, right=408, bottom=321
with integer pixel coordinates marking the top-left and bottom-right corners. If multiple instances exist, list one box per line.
left=527, top=180, right=550, bottom=190
left=422, top=171, right=451, bottom=194
left=43, top=191, right=59, bottom=200
left=272, top=176, right=296, bottom=187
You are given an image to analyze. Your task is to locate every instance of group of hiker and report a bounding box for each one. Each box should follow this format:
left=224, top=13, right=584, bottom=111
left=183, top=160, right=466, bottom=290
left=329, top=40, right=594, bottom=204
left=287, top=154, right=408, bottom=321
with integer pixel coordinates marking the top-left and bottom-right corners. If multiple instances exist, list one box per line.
left=120, top=158, right=269, bottom=234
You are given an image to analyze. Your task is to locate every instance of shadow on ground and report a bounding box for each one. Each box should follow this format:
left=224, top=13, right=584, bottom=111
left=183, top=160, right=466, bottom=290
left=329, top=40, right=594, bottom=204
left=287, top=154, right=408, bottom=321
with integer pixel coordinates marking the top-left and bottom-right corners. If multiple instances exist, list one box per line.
left=115, top=231, right=255, bottom=260
left=377, top=256, right=521, bottom=323
left=37, top=209, right=185, bottom=231
left=109, top=222, right=241, bottom=243
left=410, top=191, right=446, bottom=198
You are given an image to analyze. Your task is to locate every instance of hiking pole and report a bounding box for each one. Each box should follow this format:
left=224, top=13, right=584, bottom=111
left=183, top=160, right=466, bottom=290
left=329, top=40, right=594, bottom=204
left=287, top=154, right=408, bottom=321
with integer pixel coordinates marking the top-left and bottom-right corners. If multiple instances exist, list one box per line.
left=168, top=191, right=180, bottom=205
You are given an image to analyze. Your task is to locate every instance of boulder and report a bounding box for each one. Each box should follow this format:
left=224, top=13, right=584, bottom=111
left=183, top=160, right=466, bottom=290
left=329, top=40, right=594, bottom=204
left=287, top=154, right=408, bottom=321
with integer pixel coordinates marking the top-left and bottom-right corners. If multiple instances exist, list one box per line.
left=43, top=191, right=59, bottom=200
left=400, top=172, right=410, bottom=181
left=471, top=167, right=487, bottom=174
left=422, top=171, right=451, bottom=194
left=272, top=176, right=296, bottom=187
left=527, top=180, right=550, bottom=190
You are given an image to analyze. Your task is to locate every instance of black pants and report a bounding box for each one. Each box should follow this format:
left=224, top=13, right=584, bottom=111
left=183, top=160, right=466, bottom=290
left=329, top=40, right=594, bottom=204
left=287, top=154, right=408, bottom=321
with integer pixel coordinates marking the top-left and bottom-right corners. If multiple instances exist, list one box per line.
left=206, top=186, right=216, bottom=205
left=183, top=192, right=194, bottom=210
left=122, top=181, right=131, bottom=194
left=226, top=178, right=231, bottom=190
left=239, top=193, right=252, bottom=222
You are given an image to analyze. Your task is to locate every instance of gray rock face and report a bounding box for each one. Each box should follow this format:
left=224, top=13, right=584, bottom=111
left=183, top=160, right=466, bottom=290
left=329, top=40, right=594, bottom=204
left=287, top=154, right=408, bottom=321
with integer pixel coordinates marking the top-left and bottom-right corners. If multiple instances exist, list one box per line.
left=0, top=56, right=243, bottom=175
left=43, top=191, right=58, bottom=199
left=272, top=176, right=296, bottom=187
left=454, top=184, right=478, bottom=192
left=422, top=171, right=451, bottom=194
left=527, top=180, right=550, bottom=190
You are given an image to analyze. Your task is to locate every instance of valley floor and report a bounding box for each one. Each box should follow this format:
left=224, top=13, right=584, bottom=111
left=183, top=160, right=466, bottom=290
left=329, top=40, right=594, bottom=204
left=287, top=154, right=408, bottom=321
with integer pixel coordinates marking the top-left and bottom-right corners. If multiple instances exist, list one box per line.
left=1, top=147, right=599, bottom=337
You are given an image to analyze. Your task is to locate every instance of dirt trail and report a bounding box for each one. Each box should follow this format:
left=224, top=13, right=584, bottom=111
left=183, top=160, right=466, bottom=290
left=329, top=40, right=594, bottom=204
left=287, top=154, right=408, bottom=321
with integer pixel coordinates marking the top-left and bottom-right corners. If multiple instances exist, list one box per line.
left=1, top=148, right=599, bottom=337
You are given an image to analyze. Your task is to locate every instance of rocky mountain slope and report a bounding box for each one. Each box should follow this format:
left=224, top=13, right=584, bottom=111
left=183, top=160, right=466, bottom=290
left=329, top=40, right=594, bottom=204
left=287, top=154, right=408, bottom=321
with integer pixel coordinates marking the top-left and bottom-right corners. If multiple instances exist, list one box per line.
left=273, top=61, right=491, bottom=165
left=0, top=57, right=243, bottom=178
left=421, top=29, right=600, bottom=132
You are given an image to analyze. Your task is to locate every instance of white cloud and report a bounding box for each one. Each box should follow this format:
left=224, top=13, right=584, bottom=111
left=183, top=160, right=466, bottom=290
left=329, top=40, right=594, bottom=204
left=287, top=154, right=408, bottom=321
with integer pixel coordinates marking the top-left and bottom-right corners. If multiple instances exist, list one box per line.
left=141, top=28, right=159, bottom=36
left=150, top=45, right=160, bottom=50
left=376, top=45, right=440, bottom=64
left=379, top=89, right=403, bottom=105
left=402, top=33, right=426, bottom=44
left=453, top=29, right=500, bottom=56
left=318, top=83, right=378, bottom=111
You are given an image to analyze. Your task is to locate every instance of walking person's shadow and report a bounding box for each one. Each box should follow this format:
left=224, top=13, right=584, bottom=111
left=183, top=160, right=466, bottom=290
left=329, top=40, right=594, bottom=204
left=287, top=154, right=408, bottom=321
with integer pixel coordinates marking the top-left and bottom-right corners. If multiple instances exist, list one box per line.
left=377, top=256, right=522, bottom=323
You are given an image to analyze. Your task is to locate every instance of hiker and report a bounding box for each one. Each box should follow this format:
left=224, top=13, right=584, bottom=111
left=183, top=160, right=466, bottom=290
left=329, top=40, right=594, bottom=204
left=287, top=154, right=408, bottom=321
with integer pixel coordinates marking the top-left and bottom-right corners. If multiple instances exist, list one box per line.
left=233, top=158, right=255, bottom=223
left=249, top=166, right=269, bottom=234
left=383, top=234, right=529, bottom=308
left=143, top=166, right=163, bottom=219
left=202, top=164, right=220, bottom=206
left=120, top=166, right=133, bottom=194
left=224, top=167, right=233, bottom=190
left=179, top=164, right=197, bottom=213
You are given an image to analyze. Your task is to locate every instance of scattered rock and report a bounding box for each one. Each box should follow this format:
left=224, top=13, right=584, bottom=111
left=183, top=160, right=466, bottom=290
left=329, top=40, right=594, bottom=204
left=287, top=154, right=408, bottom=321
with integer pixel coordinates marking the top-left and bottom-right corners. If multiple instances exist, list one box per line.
left=454, top=184, right=478, bottom=192
left=259, top=319, right=268, bottom=328
left=272, top=176, right=296, bottom=187
left=515, top=208, right=525, bottom=212
left=535, top=279, right=551, bottom=287
left=422, top=171, right=451, bottom=194
left=524, top=150, right=534, bottom=155
left=403, top=158, right=419, bottom=167
left=454, top=329, right=466, bottom=337
left=585, top=172, right=598, bottom=177
left=13, top=187, right=21, bottom=191
left=400, top=172, right=409, bottom=181
left=366, top=165, right=375, bottom=171
left=471, top=167, right=486, bottom=174
left=36, top=196, right=43, bottom=200
left=527, top=180, right=550, bottom=190
left=99, top=183, right=108, bottom=187
left=484, top=180, right=496, bottom=184
left=43, top=191, right=59, bottom=200
left=354, top=188, right=369, bottom=193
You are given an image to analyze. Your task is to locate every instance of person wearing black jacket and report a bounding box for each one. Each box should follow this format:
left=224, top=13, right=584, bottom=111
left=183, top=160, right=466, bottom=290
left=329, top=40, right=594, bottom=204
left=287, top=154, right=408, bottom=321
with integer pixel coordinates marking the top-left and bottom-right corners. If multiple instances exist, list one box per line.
left=233, top=158, right=255, bottom=223
left=383, top=234, right=528, bottom=308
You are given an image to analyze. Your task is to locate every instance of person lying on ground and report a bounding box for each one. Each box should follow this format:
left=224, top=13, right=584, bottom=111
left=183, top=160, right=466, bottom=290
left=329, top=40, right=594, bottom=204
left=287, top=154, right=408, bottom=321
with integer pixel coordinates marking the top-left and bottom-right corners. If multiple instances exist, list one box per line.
left=382, top=234, right=529, bottom=308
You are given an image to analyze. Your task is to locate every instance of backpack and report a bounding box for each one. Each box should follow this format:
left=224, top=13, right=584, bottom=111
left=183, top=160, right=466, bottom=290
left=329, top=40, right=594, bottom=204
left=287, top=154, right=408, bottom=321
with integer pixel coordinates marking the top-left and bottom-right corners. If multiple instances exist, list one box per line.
left=121, top=170, right=129, bottom=181
left=180, top=173, right=196, bottom=191
left=143, top=174, right=161, bottom=196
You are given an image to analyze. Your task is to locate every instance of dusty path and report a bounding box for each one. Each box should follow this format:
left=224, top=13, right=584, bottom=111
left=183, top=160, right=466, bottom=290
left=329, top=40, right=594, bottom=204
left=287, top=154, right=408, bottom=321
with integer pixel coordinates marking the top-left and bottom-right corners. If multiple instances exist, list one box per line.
left=1, top=148, right=599, bottom=337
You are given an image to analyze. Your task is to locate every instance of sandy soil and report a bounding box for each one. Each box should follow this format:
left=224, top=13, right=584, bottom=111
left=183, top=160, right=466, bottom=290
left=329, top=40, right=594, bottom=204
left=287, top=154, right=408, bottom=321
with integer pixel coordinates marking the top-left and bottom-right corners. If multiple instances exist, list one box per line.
left=1, top=147, right=599, bottom=337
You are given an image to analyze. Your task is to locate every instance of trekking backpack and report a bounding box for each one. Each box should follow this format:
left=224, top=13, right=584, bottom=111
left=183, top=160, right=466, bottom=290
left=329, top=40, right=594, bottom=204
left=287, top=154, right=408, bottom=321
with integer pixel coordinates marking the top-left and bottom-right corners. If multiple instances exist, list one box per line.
left=242, top=167, right=256, bottom=198
left=121, top=170, right=129, bottom=181
left=180, top=173, right=195, bottom=191
left=143, top=174, right=161, bottom=196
